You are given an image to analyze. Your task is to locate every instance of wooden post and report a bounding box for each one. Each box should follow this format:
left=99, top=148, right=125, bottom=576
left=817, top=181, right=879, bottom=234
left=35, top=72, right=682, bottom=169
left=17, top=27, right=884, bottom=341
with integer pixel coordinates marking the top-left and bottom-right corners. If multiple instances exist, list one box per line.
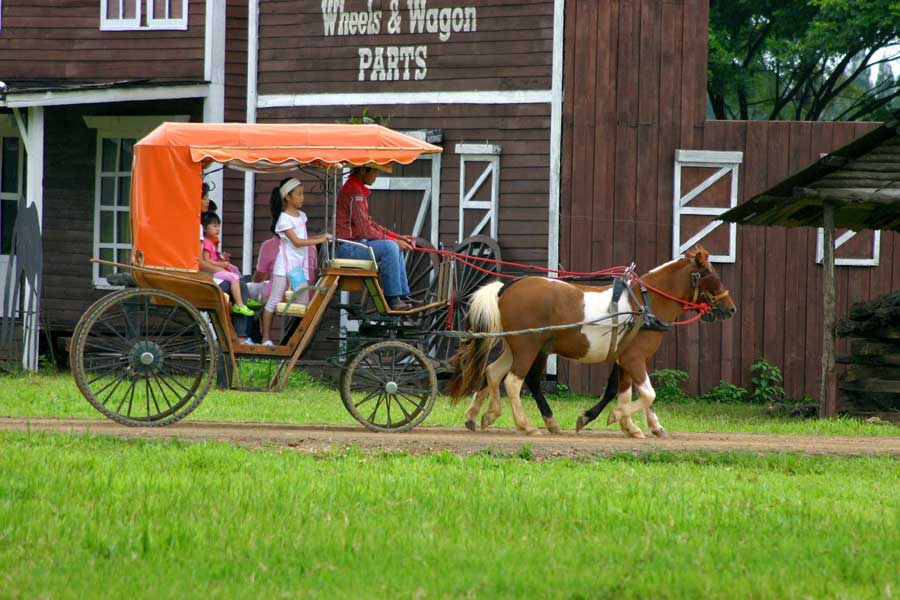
left=820, top=204, right=837, bottom=417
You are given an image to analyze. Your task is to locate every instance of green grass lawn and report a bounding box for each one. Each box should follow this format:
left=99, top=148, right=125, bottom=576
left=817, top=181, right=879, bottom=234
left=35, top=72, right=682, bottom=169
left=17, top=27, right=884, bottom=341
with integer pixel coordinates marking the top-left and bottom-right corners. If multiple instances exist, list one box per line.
left=1, top=431, right=899, bottom=599
left=2, top=372, right=898, bottom=438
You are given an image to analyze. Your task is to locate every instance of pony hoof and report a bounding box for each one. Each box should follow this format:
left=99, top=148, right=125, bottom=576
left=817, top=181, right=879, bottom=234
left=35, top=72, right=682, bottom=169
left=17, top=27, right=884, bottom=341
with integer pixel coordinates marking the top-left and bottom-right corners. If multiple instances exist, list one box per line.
left=525, top=428, right=542, bottom=437
left=543, top=417, right=562, bottom=435
left=575, top=415, right=590, bottom=433
left=465, top=419, right=476, bottom=432
left=480, top=414, right=495, bottom=430
left=606, top=410, right=619, bottom=426
left=651, top=428, right=668, bottom=438
left=628, top=430, right=646, bottom=439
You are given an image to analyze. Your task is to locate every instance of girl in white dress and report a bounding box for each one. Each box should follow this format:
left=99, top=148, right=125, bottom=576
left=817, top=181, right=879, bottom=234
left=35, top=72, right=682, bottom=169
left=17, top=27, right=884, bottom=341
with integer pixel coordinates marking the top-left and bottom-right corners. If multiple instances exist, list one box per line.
left=260, top=177, right=331, bottom=346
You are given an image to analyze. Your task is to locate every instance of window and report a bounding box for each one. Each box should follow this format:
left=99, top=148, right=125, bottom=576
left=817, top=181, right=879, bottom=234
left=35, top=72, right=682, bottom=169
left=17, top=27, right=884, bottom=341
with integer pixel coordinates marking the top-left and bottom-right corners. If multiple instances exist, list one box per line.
left=100, top=0, right=188, bottom=31
left=0, top=136, right=23, bottom=256
left=94, top=137, right=135, bottom=287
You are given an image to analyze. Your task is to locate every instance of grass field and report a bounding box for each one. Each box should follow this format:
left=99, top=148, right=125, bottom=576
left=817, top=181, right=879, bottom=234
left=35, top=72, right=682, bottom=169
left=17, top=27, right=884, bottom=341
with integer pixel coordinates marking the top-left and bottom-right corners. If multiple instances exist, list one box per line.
left=2, top=372, right=899, bottom=437
left=1, top=431, right=899, bottom=599
left=3, top=374, right=900, bottom=597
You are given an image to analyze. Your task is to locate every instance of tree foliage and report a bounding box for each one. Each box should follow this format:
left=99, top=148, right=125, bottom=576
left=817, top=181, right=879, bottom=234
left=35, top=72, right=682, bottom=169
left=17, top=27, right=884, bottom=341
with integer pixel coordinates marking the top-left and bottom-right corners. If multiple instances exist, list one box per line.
left=708, top=0, right=900, bottom=121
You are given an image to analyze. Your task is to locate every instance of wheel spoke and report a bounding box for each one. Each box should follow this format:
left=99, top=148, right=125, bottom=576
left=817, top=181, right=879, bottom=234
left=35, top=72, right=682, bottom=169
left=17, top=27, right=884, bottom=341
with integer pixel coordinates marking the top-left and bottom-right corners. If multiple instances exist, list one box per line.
left=355, top=388, right=381, bottom=409
left=397, top=391, right=427, bottom=411
left=366, top=394, right=385, bottom=423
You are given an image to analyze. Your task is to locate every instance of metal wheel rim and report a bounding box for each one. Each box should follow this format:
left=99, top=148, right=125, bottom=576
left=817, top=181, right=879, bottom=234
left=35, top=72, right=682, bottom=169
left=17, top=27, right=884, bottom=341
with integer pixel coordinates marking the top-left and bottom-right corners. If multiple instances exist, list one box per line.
left=72, top=288, right=216, bottom=427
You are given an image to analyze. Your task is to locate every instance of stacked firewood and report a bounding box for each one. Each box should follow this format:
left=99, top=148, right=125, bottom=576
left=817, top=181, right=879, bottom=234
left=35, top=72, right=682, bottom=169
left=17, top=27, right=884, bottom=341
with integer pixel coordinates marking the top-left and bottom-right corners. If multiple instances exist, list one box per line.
left=836, top=291, right=900, bottom=418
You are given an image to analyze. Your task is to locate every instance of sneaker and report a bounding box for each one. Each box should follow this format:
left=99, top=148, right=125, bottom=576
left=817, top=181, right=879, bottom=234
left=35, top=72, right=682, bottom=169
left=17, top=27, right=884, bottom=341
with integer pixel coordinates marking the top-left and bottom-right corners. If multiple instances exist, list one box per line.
left=241, top=337, right=256, bottom=345
left=246, top=299, right=263, bottom=309
left=402, top=296, right=424, bottom=307
left=232, top=304, right=254, bottom=317
left=261, top=340, right=275, bottom=347
left=388, top=297, right=411, bottom=310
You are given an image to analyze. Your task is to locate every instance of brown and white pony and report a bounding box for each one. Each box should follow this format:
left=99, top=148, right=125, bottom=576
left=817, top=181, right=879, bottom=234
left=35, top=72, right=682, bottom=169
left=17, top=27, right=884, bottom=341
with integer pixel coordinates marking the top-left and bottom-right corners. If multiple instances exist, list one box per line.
left=446, top=246, right=735, bottom=437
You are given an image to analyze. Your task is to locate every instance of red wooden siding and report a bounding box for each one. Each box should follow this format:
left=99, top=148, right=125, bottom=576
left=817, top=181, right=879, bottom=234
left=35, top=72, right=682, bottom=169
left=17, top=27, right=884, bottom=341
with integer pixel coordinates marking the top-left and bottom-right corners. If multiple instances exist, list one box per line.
left=251, top=104, right=551, bottom=267
left=560, top=0, right=891, bottom=399
left=0, top=1, right=206, bottom=81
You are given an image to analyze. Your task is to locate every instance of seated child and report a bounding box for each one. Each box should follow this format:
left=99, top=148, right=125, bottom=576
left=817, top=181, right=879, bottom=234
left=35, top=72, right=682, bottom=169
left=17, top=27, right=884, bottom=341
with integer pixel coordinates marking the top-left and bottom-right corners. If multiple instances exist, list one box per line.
left=200, top=212, right=255, bottom=317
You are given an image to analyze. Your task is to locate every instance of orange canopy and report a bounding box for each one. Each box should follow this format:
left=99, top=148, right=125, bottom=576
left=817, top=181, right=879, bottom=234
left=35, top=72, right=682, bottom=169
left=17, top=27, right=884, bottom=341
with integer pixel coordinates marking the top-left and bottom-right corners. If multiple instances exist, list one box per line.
left=131, top=122, right=442, bottom=270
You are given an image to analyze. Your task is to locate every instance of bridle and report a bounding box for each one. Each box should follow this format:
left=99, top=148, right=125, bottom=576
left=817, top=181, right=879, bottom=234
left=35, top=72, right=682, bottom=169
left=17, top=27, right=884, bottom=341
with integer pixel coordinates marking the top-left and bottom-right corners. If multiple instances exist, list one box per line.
left=690, top=269, right=731, bottom=311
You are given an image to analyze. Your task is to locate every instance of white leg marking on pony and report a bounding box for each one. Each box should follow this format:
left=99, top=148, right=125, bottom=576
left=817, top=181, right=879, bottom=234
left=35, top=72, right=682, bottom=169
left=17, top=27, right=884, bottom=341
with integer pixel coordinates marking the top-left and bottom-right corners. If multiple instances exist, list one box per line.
left=504, top=373, right=540, bottom=435
left=607, top=383, right=645, bottom=438
left=481, top=343, right=512, bottom=430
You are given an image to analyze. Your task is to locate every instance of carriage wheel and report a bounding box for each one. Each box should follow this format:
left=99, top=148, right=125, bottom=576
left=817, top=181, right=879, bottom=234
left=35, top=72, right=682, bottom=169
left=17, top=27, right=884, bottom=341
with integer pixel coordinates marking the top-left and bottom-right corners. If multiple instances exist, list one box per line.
left=71, top=288, right=217, bottom=427
left=340, top=340, right=437, bottom=433
left=422, top=235, right=502, bottom=366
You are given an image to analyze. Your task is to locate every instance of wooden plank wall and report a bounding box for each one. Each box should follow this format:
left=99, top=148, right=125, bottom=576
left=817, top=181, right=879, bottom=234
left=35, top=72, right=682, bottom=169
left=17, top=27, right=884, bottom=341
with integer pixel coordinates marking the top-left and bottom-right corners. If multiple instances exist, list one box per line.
left=253, top=105, right=551, bottom=266
left=560, top=0, right=893, bottom=399
left=0, top=1, right=206, bottom=80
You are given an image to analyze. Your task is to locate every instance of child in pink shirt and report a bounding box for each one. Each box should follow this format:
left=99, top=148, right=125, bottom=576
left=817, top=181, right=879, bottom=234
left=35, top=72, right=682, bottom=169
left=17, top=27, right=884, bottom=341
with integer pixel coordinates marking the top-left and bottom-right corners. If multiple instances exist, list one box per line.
left=200, top=212, right=254, bottom=317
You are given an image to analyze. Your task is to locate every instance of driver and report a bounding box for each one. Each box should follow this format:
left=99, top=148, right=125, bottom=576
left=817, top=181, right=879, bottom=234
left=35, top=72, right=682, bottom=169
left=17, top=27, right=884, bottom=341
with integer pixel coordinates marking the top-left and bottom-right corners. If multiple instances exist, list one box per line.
left=334, top=164, right=419, bottom=311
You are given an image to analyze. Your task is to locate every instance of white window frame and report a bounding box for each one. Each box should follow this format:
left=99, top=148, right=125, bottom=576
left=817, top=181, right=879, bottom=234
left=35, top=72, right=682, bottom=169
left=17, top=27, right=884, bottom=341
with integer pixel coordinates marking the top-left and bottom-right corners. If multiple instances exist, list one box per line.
left=100, top=0, right=188, bottom=31
left=456, top=143, right=501, bottom=242
left=0, top=116, right=24, bottom=255
left=84, top=116, right=188, bottom=288
left=816, top=229, right=880, bottom=267
left=672, top=149, right=742, bottom=263
left=0, top=116, right=24, bottom=317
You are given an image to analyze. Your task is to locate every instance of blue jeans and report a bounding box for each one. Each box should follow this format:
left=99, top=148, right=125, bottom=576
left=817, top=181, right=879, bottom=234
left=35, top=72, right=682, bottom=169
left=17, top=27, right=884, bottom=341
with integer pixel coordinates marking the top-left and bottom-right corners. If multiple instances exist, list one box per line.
left=336, top=240, right=410, bottom=297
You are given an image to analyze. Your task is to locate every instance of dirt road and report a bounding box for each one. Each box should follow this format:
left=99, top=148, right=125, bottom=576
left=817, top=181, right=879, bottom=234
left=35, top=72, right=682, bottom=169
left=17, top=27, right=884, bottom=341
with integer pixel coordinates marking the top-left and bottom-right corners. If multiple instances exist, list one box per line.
left=2, top=417, right=900, bottom=458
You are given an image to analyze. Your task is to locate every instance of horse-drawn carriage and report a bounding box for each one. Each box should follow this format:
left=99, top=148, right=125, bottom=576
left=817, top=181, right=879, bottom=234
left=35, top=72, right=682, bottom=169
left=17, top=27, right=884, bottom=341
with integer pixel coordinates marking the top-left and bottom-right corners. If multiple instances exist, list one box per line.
left=70, top=122, right=500, bottom=433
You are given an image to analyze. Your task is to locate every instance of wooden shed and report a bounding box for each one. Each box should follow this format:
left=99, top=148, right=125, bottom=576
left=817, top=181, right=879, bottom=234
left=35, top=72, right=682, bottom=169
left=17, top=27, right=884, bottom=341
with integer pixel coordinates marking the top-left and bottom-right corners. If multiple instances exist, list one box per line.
left=722, top=116, right=900, bottom=415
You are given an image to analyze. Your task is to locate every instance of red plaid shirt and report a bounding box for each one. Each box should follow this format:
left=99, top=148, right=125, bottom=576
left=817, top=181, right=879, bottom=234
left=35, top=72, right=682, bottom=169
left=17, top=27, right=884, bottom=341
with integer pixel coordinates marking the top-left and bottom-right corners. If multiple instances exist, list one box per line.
left=335, top=175, right=398, bottom=241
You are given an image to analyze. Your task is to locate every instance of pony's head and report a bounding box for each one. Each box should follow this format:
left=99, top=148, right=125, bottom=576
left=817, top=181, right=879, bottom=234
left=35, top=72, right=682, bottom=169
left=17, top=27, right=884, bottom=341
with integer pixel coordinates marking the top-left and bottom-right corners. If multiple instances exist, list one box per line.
left=684, top=245, right=736, bottom=322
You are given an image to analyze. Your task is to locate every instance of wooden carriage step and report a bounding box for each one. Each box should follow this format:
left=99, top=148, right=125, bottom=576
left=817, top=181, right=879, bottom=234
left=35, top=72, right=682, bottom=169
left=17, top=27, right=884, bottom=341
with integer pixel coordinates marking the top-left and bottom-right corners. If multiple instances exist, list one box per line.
left=234, top=343, right=293, bottom=357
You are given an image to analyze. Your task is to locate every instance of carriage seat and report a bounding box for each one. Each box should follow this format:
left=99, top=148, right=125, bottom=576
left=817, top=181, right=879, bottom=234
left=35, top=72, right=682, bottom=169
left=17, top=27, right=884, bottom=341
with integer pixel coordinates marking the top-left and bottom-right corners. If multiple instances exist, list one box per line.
left=331, top=258, right=377, bottom=271
left=275, top=301, right=307, bottom=317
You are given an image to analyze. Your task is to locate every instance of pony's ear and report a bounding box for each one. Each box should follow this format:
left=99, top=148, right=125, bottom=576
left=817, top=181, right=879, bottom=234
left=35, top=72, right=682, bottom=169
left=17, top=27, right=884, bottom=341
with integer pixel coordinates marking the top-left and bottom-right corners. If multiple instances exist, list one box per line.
left=687, top=245, right=709, bottom=268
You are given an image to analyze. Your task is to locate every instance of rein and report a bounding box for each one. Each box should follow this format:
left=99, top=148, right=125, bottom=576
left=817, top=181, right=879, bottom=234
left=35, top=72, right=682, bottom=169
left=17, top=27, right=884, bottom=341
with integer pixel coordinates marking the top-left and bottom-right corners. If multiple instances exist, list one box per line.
left=409, top=245, right=729, bottom=330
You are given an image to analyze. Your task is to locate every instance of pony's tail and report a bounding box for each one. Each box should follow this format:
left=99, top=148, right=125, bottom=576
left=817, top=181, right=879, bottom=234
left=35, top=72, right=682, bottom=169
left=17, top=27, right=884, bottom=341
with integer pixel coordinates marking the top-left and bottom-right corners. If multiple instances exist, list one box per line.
left=446, top=280, right=504, bottom=405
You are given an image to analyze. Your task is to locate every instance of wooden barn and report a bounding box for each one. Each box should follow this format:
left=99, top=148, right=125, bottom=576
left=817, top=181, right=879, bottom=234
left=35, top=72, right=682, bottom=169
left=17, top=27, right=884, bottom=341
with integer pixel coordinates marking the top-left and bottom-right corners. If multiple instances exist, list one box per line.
left=1, top=0, right=896, bottom=404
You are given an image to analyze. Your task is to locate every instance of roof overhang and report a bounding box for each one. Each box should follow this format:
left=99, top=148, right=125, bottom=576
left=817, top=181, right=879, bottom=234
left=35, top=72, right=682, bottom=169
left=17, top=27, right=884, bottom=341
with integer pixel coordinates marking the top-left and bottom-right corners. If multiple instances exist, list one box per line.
left=721, top=115, right=900, bottom=232
left=0, top=80, right=209, bottom=108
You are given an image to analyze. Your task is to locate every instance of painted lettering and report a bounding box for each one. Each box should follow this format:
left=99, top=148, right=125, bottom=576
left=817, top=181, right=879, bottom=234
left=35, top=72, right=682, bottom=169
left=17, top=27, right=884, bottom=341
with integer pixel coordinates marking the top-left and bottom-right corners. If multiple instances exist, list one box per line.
left=321, top=0, right=344, bottom=36
left=414, top=45, right=427, bottom=80
left=357, top=48, right=373, bottom=80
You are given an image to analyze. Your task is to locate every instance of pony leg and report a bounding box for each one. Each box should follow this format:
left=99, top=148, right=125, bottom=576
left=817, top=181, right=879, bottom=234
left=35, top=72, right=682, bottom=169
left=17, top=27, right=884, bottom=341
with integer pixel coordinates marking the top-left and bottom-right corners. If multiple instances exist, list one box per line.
left=504, top=350, right=541, bottom=436
left=463, top=385, right=490, bottom=432
left=607, top=363, right=653, bottom=439
left=503, top=371, right=540, bottom=436
left=480, top=342, right=512, bottom=430
left=644, top=405, right=667, bottom=437
left=576, top=365, right=623, bottom=432
left=525, top=354, right=560, bottom=434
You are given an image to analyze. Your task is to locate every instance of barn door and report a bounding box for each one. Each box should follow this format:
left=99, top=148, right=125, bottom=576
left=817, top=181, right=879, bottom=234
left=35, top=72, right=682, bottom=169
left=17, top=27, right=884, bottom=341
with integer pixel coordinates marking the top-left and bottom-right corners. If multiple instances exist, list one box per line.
left=456, top=143, right=500, bottom=242
left=672, top=150, right=743, bottom=262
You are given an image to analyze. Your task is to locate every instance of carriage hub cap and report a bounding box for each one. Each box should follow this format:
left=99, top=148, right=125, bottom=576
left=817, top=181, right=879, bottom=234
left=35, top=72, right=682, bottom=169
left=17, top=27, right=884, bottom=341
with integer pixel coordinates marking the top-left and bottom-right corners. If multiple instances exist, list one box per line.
left=129, top=341, right=164, bottom=375
left=384, top=381, right=399, bottom=394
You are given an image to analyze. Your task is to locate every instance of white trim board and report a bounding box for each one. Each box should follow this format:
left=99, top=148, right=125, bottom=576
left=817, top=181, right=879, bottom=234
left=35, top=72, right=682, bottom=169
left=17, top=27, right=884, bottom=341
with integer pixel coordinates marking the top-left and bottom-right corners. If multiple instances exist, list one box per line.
left=0, top=84, right=209, bottom=108
left=258, top=90, right=552, bottom=108
left=242, top=0, right=260, bottom=275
